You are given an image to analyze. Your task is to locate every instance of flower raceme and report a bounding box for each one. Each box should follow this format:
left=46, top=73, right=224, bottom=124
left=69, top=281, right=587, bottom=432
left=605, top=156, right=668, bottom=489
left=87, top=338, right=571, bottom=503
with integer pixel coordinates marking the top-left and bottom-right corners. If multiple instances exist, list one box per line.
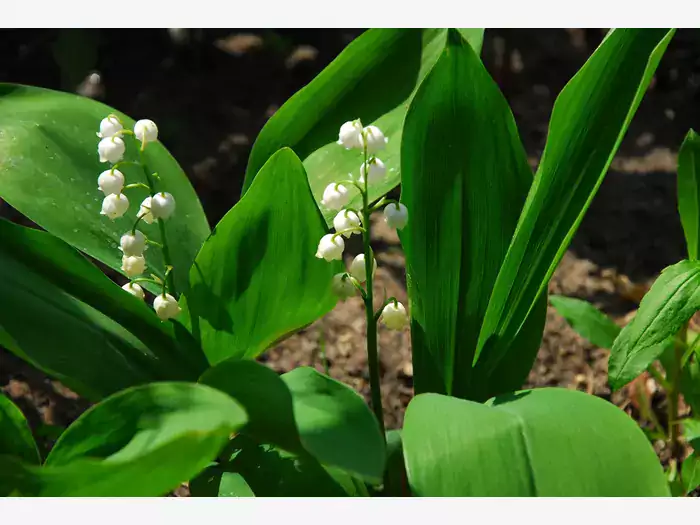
left=384, top=202, right=409, bottom=230
left=94, top=114, right=179, bottom=321
left=315, top=234, right=345, bottom=261
left=331, top=273, right=356, bottom=301
left=350, top=254, right=376, bottom=283
left=333, top=209, right=362, bottom=237
left=381, top=301, right=408, bottom=330
left=321, top=183, right=351, bottom=211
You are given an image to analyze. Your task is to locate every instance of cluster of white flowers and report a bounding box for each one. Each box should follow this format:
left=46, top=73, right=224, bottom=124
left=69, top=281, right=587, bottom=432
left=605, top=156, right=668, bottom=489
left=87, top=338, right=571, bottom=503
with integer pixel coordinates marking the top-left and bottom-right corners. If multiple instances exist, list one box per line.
left=315, top=119, right=409, bottom=331
left=96, top=114, right=181, bottom=321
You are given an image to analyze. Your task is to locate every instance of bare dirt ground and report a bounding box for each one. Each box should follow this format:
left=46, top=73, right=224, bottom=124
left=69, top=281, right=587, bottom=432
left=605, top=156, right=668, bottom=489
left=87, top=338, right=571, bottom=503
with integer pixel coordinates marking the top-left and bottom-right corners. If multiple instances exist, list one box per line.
left=2, top=28, right=700, bottom=481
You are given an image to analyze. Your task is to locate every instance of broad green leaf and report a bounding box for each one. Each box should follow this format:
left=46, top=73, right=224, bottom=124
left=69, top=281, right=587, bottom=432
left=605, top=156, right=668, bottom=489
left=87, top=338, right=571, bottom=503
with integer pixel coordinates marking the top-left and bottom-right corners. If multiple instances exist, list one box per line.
left=200, top=361, right=386, bottom=483
left=190, top=466, right=256, bottom=497
left=0, top=219, right=207, bottom=397
left=549, top=295, right=621, bottom=349
left=206, top=435, right=357, bottom=497
left=383, top=429, right=410, bottom=497
left=0, top=83, right=210, bottom=294
left=400, top=29, right=544, bottom=400
left=402, top=389, right=669, bottom=496
left=184, top=148, right=338, bottom=365
left=678, top=129, right=700, bottom=260
left=475, top=29, right=675, bottom=369
left=243, top=29, right=484, bottom=225
left=682, top=453, right=700, bottom=495
left=0, top=382, right=247, bottom=496
left=0, top=394, right=40, bottom=464
left=684, top=418, right=700, bottom=448
left=609, top=260, right=700, bottom=390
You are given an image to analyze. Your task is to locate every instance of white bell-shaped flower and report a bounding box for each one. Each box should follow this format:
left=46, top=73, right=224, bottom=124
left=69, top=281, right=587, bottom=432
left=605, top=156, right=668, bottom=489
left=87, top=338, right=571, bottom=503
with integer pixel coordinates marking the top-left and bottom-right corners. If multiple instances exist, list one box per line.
left=150, top=192, right=176, bottom=219
left=134, top=119, right=158, bottom=145
left=315, top=234, right=345, bottom=261
left=137, top=197, right=156, bottom=224
left=384, top=202, right=409, bottom=230
left=381, top=301, right=408, bottom=330
left=331, top=273, right=356, bottom=301
left=359, top=157, right=386, bottom=184
left=333, top=209, right=362, bottom=238
left=121, top=282, right=145, bottom=300
left=97, top=169, right=125, bottom=196
left=349, top=253, right=377, bottom=283
left=98, top=116, right=123, bottom=138
left=153, top=293, right=182, bottom=321
left=120, top=230, right=147, bottom=256
left=100, top=193, right=129, bottom=219
left=98, top=136, right=126, bottom=164
left=121, top=255, right=146, bottom=278
left=337, top=119, right=364, bottom=150
left=362, top=125, right=388, bottom=154
left=321, top=183, right=351, bottom=211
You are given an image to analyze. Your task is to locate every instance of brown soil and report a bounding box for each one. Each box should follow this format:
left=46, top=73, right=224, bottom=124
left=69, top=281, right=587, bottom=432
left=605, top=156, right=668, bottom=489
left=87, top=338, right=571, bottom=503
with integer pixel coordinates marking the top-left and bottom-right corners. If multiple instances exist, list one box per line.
left=1, top=28, right=699, bottom=488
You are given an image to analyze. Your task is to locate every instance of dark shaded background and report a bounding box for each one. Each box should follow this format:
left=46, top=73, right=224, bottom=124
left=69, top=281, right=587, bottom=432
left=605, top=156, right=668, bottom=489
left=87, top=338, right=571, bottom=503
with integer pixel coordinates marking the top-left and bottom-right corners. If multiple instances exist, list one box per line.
left=2, top=29, right=700, bottom=470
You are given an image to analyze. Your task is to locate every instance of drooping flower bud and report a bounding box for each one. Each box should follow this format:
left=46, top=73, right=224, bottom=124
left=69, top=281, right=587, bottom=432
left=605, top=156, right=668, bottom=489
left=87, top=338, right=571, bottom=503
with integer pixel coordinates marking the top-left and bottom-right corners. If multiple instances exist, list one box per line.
left=362, top=125, right=388, bottom=154
left=384, top=202, right=409, bottom=230
left=315, top=234, right=345, bottom=261
left=100, top=193, right=129, bottom=219
left=121, top=282, right=145, bottom=300
left=150, top=192, right=176, bottom=219
left=337, top=119, right=364, bottom=150
left=349, top=253, right=377, bottom=283
left=137, top=197, right=156, bottom=224
left=153, top=293, right=182, bottom=321
left=331, top=273, right=356, bottom=301
left=97, top=169, right=125, bottom=196
left=121, top=254, right=146, bottom=278
left=98, top=136, right=126, bottom=164
left=321, top=183, right=350, bottom=211
left=381, top=301, right=408, bottom=330
left=134, top=119, right=158, bottom=145
left=120, top=230, right=147, bottom=256
left=98, top=115, right=123, bottom=138
left=359, top=157, right=386, bottom=184
left=333, top=209, right=362, bottom=238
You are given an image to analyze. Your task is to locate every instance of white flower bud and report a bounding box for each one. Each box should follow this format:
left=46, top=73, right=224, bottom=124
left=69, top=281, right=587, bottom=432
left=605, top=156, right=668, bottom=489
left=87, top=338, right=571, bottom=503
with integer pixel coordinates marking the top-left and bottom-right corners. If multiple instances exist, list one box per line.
left=97, top=169, right=125, bottom=196
left=121, top=255, right=146, bottom=278
left=120, top=230, right=147, bottom=256
left=349, top=253, right=377, bottom=283
left=153, top=293, right=182, bottom=321
left=321, top=183, right=351, bottom=211
left=98, top=116, right=123, bottom=138
left=381, top=301, right=408, bottom=330
left=337, top=119, right=364, bottom=150
left=100, top=193, right=129, bottom=219
left=121, top=282, right=145, bottom=300
left=359, top=157, right=386, bottom=184
left=331, top=273, right=356, bottom=301
left=333, top=209, right=362, bottom=238
left=150, top=192, right=176, bottom=220
left=362, top=125, right=388, bottom=154
left=315, top=234, right=344, bottom=261
left=98, top=136, right=126, bottom=164
left=134, top=119, right=158, bottom=144
left=137, top=197, right=156, bottom=224
left=384, top=202, right=409, bottom=230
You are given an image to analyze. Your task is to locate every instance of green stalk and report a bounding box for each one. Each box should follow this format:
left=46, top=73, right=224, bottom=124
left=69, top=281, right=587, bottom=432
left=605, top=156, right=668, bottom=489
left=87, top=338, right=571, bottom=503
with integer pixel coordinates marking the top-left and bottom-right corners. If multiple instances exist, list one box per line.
left=668, top=323, right=686, bottom=464
left=361, top=138, right=385, bottom=438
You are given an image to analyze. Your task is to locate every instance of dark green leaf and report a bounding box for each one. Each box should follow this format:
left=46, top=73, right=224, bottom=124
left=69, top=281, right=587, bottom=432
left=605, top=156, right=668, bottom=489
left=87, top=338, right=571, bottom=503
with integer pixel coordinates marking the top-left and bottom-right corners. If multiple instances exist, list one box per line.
left=684, top=418, right=700, bottom=449
left=201, top=361, right=386, bottom=483
left=402, top=389, right=669, bottom=496
left=682, top=453, right=700, bottom=495
left=0, top=394, right=40, bottom=464
left=0, top=219, right=207, bottom=398
left=400, top=29, right=544, bottom=400
left=382, top=429, right=410, bottom=496
left=475, top=29, right=675, bottom=369
left=0, top=83, right=210, bottom=293
left=0, top=382, right=247, bottom=496
left=609, top=260, right=700, bottom=390
left=184, top=148, right=338, bottom=365
left=243, top=29, right=484, bottom=225
left=549, top=295, right=621, bottom=349
left=190, top=465, right=255, bottom=497
left=678, top=129, right=700, bottom=260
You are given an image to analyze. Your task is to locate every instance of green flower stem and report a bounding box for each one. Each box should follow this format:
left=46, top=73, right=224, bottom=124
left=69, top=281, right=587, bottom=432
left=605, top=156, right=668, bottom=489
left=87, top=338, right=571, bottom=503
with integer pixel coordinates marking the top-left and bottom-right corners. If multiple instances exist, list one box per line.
left=361, top=137, right=385, bottom=439
left=137, top=146, right=177, bottom=296
left=373, top=296, right=398, bottom=323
